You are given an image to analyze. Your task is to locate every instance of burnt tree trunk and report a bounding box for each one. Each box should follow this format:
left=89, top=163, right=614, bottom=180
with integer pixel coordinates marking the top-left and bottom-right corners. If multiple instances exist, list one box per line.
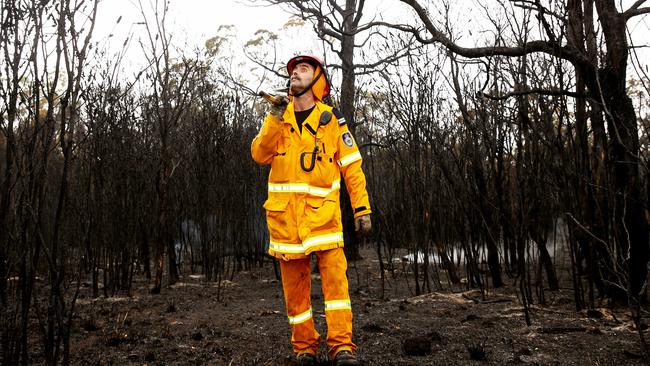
left=400, top=0, right=650, bottom=304
left=340, top=0, right=362, bottom=261
left=590, top=1, right=649, bottom=301
left=153, top=147, right=171, bottom=293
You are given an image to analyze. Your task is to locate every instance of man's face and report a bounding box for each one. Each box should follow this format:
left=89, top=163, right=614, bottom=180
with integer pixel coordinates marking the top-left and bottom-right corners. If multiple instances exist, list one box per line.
left=290, top=62, right=315, bottom=95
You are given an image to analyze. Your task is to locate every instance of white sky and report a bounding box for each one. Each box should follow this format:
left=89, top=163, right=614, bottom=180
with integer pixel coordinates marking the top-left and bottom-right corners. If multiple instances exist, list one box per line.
left=90, top=0, right=403, bottom=92
left=93, top=0, right=407, bottom=41
left=90, top=0, right=650, bottom=92
left=94, top=0, right=293, bottom=44
left=92, top=0, right=650, bottom=59
left=93, top=0, right=300, bottom=64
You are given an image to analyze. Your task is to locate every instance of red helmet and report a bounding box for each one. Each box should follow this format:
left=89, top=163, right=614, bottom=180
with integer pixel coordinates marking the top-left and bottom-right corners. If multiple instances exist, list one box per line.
left=287, top=55, right=331, bottom=100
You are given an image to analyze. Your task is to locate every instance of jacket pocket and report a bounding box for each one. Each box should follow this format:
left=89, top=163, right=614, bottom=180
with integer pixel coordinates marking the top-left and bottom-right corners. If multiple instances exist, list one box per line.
left=270, top=151, right=290, bottom=182
left=269, top=129, right=293, bottom=182
left=305, top=197, right=340, bottom=234
left=308, top=151, right=336, bottom=188
left=263, top=198, right=291, bottom=241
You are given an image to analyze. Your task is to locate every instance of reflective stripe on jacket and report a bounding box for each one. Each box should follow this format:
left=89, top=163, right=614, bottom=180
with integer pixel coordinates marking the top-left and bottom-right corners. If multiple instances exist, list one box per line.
left=251, top=102, right=371, bottom=260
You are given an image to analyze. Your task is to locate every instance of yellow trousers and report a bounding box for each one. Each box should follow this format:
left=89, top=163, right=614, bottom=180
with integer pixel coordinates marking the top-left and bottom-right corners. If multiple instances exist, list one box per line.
left=279, top=247, right=356, bottom=357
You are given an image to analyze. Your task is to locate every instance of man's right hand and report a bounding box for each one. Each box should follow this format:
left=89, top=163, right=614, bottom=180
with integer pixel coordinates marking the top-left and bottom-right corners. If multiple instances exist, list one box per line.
left=354, top=214, right=371, bottom=236
left=269, top=96, right=289, bottom=118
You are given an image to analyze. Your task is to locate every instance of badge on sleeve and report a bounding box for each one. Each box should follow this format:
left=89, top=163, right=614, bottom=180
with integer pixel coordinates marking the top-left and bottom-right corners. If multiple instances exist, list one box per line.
left=342, top=132, right=354, bottom=147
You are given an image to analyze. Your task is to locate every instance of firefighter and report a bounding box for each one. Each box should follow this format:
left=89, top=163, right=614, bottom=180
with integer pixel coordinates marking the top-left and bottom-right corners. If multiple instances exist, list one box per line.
left=251, top=55, right=371, bottom=366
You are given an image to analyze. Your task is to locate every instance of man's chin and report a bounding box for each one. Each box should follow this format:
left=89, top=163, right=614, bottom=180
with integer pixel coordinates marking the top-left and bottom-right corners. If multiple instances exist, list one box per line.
left=290, top=86, right=307, bottom=95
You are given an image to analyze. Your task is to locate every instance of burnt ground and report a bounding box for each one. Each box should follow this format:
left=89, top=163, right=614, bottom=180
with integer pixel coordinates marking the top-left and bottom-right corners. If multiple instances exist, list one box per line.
left=61, top=247, right=648, bottom=365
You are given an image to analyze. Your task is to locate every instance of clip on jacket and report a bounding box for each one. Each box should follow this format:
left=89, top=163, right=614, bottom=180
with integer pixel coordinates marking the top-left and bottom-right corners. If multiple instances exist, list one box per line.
left=300, top=111, right=332, bottom=172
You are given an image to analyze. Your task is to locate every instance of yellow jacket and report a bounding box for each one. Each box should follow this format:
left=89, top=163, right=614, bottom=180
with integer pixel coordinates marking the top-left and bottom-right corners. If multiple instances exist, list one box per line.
left=252, top=102, right=371, bottom=260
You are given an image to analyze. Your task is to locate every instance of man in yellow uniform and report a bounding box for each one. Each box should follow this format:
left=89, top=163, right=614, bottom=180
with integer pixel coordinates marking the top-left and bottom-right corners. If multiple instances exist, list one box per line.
left=251, top=55, right=371, bottom=366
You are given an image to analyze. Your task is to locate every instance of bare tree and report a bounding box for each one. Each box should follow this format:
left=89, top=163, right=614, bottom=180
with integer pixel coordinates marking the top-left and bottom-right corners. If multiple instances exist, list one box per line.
left=0, top=0, right=99, bottom=364
left=137, top=0, right=201, bottom=293
left=46, top=1, right=99, bottom=363
left=395, top=0, right=650, bottom=301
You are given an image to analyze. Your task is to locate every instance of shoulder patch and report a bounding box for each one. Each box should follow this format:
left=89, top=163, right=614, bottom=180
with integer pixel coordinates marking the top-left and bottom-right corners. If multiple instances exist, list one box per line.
left=342, top=131, right=354, bottom=147
left=333, top=108, right=346, bottom=126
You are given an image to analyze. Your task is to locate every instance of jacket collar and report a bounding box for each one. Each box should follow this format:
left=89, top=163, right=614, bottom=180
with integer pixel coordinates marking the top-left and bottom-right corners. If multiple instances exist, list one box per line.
left=285, top=102, right=323, bottom=138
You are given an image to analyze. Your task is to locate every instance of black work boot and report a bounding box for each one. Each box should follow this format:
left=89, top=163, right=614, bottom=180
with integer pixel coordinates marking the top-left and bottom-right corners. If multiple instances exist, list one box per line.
left=296, top=352, right=316, bottom=366
left=334, top=350, right=359, bottom=366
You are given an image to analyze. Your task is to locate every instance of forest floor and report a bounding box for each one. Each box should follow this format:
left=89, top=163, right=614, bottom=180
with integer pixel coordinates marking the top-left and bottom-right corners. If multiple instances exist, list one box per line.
left=57, top=247, right=649, bottom=365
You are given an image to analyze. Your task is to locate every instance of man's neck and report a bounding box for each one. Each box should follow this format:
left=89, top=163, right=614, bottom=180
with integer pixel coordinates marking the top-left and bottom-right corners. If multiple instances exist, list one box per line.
left=293, top=92, right=316, bottom=112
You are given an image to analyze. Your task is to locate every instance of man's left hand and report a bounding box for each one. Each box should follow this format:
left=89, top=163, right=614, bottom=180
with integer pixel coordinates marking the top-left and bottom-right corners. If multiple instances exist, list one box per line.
left=354, top=214, right=371, bottom=236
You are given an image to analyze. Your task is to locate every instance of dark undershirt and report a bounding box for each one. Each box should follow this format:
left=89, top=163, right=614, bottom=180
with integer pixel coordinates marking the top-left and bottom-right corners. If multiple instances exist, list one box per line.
left=294, top=105, right=315, bottom=134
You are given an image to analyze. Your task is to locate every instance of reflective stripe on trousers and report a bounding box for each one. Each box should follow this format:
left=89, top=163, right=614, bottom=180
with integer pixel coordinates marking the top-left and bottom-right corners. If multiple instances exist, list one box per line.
left=324, top=299, right=352, bottom=311
left=288, top=307, right=313, bottom=324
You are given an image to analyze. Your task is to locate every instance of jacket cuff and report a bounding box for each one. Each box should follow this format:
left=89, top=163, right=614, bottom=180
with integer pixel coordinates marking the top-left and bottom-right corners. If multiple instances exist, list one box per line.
left=353, top=206, right=371, bottom=218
